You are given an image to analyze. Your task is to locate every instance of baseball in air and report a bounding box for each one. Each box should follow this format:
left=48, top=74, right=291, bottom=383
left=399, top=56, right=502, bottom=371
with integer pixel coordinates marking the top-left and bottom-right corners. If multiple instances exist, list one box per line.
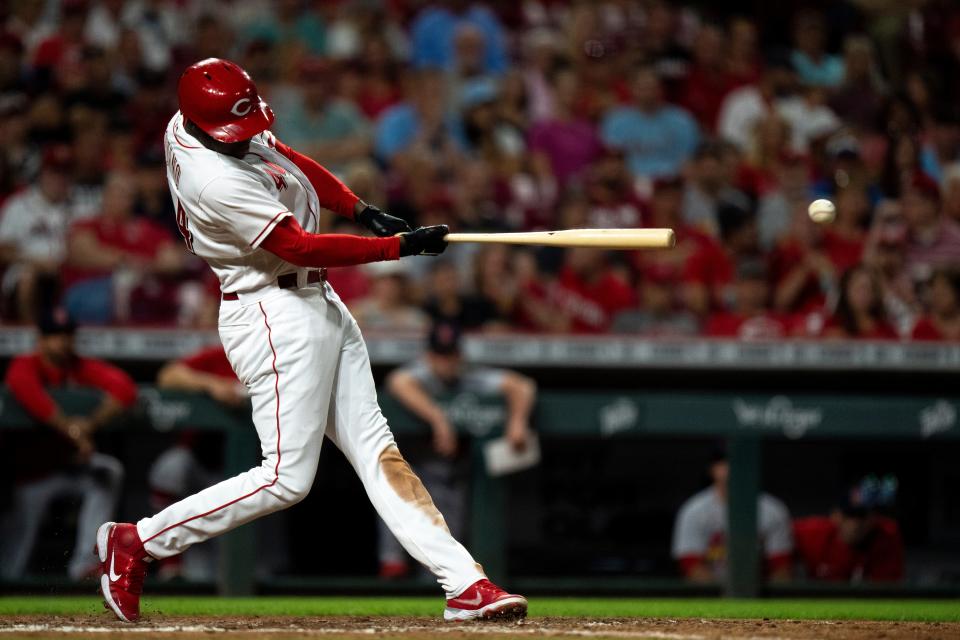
left=808, top=199, right=836, bottom=224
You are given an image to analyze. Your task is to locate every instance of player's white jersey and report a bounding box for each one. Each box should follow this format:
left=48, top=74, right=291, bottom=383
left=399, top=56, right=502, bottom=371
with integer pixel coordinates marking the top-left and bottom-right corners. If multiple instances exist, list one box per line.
left=163, top=111, right=322, bottom=294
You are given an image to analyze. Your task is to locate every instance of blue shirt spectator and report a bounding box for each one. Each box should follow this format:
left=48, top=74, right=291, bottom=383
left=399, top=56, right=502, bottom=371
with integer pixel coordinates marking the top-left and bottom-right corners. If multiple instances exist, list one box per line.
left=374, top=71, right=464, bottom=163
left=790, top=50, right=844, bottom=88
left=790, top=10, right=844, bottom=88
left=600, top=67, right=700, bottom=179
left=410, top=3, right=508, bottom=74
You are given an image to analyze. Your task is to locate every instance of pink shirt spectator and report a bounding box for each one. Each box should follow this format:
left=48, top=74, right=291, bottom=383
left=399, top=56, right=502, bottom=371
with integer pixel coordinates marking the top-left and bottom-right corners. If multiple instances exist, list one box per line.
left=528, top=120, right=602, bottom=186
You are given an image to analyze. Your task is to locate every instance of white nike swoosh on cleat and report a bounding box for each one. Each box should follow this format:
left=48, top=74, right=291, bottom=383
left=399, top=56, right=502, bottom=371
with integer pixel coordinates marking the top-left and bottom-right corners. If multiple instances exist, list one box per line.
left=453, top=594, right=483, bottom=606
left=108, top=552, right=121, bottom=582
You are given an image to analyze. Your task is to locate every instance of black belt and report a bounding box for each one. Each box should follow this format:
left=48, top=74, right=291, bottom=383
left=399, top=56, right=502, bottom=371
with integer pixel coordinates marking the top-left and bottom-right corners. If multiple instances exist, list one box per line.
left=222, top=269, right=327, bottom=301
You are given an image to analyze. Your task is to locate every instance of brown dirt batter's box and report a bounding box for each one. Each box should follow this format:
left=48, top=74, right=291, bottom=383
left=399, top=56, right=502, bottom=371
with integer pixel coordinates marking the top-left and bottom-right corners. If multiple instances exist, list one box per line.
left=2, top=616, right=959, bottom=640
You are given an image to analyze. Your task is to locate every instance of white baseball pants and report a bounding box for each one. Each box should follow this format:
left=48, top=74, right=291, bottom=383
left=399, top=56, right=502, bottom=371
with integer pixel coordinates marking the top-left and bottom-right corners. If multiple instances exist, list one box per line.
left=136, top=279, right=484, bottom=597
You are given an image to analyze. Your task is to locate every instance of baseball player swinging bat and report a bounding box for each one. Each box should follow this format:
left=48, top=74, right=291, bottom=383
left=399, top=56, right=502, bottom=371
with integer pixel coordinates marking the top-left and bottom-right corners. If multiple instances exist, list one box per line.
left=94, top=58, right=525, bottom=624
left=444, top=228, right=675, bottom=250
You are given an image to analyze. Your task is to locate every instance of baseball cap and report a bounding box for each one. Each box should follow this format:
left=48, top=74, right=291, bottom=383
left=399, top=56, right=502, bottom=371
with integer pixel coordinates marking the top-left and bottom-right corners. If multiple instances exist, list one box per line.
left=428, top=322, right=462, bottom=355
left=37, top=307, right=77, bottom=336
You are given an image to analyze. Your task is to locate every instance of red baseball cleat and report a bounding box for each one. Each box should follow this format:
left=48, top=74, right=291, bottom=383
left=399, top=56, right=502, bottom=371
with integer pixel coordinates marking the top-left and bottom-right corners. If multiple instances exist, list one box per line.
left=444, top=579, right=528, bottom=621
left=95, top=522, right=149, bottom=623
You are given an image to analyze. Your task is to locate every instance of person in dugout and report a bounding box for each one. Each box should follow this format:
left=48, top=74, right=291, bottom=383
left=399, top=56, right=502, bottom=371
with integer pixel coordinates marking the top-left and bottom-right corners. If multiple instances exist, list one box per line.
left=672, top=446, right=794, bottom=582
left=792, top=475, right=904, bottom=582
left=0, top=309, right=135, bottom=580
left=378, top=322, right=537, bottom=579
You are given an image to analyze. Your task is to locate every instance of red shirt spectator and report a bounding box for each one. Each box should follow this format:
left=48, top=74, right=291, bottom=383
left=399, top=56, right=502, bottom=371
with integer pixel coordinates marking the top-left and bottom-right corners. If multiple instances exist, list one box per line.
left=63, top=215, right=175, bottom=289
left=180, top=346, right=235, bottom=380
left=6, top=352, right=137, bottom=425
left=520, top=251, right=634, bottom=334
left=3, top=310, right=137, bottom=478
left=793, top=515, right=904, bottom=582
left=823, top=265, right=900, bottom=339
left=911, top=269, right=960, bottom=340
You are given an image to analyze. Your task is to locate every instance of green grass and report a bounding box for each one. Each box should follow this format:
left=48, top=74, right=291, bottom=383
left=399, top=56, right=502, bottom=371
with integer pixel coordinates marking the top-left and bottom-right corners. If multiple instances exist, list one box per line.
left=0, top=597, right=958, bottom=622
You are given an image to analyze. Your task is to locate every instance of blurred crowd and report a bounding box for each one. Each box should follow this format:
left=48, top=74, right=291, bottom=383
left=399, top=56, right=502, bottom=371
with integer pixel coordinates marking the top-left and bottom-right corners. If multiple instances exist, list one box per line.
left=3, top=0, right=960, bottom=340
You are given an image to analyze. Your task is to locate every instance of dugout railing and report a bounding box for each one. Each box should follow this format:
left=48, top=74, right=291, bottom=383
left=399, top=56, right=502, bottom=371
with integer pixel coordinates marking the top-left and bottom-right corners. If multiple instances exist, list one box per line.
left=1, top=385, right=958, bottom=598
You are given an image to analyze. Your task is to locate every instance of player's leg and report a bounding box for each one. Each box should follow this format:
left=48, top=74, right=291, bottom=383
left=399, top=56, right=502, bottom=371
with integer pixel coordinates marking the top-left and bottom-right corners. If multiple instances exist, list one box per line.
left=323, top=300, right=526, bottom=619
left=69, top=453, right=123, bottom=580
left=100, top=290, right=341, bottom=621
left=135, top=292, right=339, bottom=557
left=0, top=475, right=64, bottom=579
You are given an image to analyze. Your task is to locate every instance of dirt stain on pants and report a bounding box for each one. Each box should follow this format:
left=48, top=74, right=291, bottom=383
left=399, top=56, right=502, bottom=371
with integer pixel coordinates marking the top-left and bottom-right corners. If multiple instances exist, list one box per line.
left=379, top=445, right=450, bottom=532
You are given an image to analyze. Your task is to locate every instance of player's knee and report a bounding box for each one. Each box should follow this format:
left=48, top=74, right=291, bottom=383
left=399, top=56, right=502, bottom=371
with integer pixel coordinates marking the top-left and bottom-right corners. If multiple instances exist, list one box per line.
left=274, top=471, right=315, bottom=506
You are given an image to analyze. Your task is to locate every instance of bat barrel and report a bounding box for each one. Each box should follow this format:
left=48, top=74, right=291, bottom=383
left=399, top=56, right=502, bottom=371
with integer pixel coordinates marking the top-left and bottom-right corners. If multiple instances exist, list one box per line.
left=444, top=228, right=675, bottom=250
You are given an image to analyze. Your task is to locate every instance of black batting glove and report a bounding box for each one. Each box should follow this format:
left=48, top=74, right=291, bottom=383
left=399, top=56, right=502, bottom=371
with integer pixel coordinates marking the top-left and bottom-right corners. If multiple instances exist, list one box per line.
left=356, top=204, right=412, bottom=237
left=399, top=225, right=449, bottom=257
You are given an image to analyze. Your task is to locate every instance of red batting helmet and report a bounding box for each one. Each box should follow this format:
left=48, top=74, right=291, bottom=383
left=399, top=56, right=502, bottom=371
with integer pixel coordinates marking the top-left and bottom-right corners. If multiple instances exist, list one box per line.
left=177, top=58, right=275, bottom=143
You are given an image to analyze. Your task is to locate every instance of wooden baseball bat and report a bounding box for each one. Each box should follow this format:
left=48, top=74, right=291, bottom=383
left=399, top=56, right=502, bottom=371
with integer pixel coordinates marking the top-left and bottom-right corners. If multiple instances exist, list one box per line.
left=444, top=228, right=675, bottom=250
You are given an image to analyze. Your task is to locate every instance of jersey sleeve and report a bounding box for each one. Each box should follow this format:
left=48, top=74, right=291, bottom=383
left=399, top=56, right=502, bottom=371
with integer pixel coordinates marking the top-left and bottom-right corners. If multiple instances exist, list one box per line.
left=74, top=358, right=138, bottom=408
left=197, top=174, right=292, bottom=249
left=671, top=496, right=709, bottom=559
left=760, top=495, right=794, bottom=557
left=463, top=367, right=508, bottom=394
left=4, top=356, right=57, bottom=422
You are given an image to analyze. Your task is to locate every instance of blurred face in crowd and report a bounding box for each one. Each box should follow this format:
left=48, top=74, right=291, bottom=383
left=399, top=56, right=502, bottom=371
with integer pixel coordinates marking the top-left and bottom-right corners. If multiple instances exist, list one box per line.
left=691, top=150, right=725, bottom=192
left=793, top=13, right=826, bottom=57
left=409, top=70, right=446, bottom=125
left=835, top=185, right=869, bottom=226
left=929, top=272, right=959, bottom=316
left=651, top=185, right=682, bottom=225
left=843, top=36, right=875, bottom=83
left=552, top=68, right=579, bottom=114
left=39, top=167, right=71, bottom=203
left=692, top=25, right=724, bottom=69
left=454, top=25, right=486, bottom=76
left=427, top=350, right=463, bottom=383
left=710, top=460, right=729, bottom=495
left=565, top=248, right=605, bottom=279
left=640, top=280, right=672, bottom=314
left=430, top=262, right=460, bottom=300
left=371, top=274, right=406, bottom=308
left=834, top=511, right=871, bottom=547
left=846, top=268, right=879, bottom=315
left=632, top=68, right=662, bottom=111
left=944, top=172, right=960, bottom=222
left=735, top=276, right=769, bottom=315
left=101, top=175, right=136, bottom=220
left=39, top=332, right=75, bottom=367
left=901, top=190, right=940, bottom=230
left=729, top=18, right=757, bottom=58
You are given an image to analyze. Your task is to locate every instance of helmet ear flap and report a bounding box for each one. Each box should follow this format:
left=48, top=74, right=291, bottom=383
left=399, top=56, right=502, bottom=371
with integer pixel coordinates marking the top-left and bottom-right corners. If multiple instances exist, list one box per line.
left=178, top=58, right=273, bottom=143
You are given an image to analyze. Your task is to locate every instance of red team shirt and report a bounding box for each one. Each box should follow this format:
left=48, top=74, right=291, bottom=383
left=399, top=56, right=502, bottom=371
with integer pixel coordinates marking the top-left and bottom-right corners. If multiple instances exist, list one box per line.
left=5, top=353, right=137, bottom=423
left=180, top=345, right=235, bottom=380
left=792, top=516, right=904, bottom=582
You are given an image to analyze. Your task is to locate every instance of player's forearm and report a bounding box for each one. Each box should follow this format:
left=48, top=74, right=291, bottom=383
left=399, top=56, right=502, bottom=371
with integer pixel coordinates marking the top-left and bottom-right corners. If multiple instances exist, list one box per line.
left=274, top=140, right=359, bottom=218
left=88, top=395, right=125, bottom=430
left=386, top=373, right=447, bottom=425
left=261, top=216, right=399, bottom=267
left=158, top=362, right=224, bottom=395
left=502, top=374, right=536, bottom=424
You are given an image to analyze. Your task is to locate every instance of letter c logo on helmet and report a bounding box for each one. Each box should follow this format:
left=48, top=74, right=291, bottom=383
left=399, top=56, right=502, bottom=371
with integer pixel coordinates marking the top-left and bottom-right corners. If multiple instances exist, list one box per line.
left=230, top=98, right=253, bottom=117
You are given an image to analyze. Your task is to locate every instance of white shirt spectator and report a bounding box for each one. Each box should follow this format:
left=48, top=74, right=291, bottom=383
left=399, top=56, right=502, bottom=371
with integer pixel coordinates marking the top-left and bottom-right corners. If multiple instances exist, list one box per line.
left=717, top=85, right=769, bottom=152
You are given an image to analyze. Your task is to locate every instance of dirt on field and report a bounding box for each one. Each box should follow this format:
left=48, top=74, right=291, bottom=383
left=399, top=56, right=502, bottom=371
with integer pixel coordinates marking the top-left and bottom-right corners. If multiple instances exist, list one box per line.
left=2, top=615, right=958, bottom=640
